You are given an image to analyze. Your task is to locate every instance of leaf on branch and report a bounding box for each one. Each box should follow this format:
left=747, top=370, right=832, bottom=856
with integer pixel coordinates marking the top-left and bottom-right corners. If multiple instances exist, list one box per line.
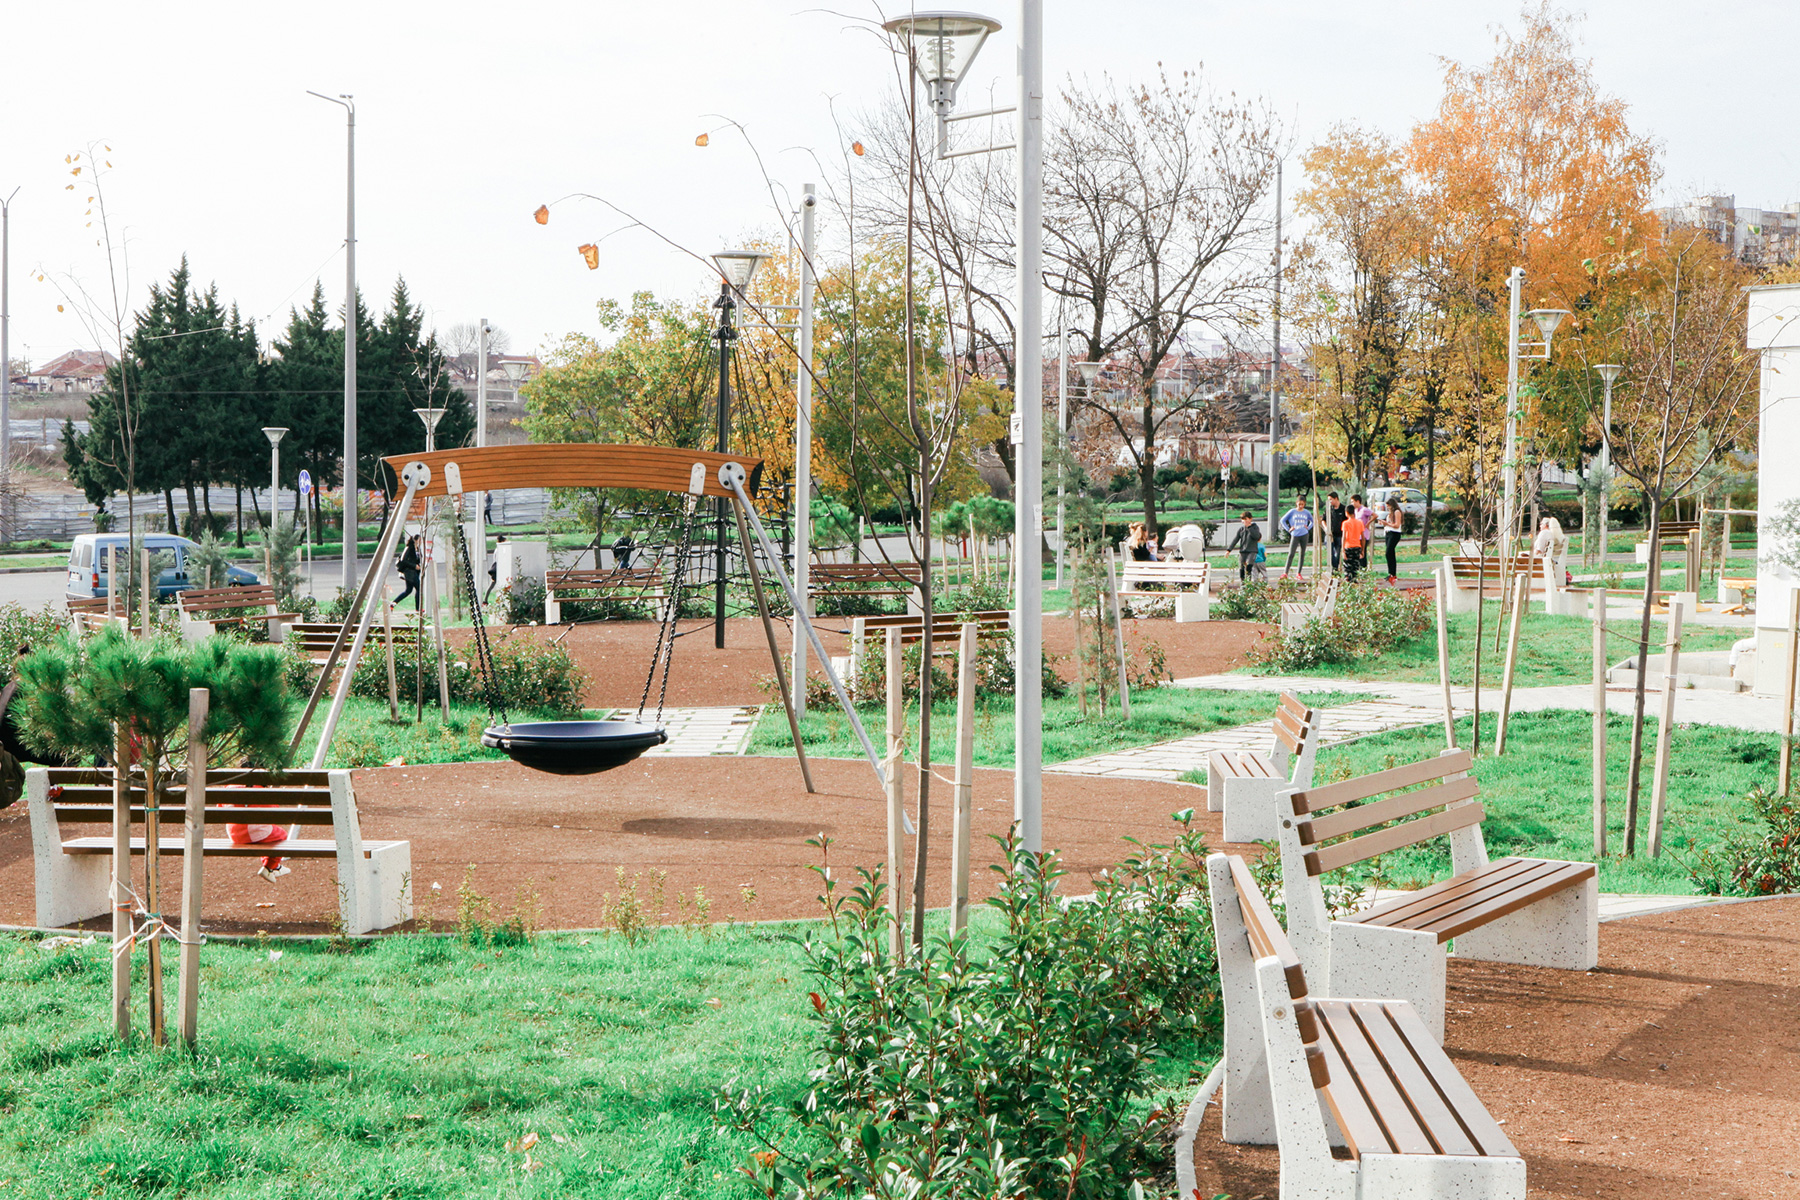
left=533, top=204, right=549, bottom=225
left=578, top=244, right=600, bottom=270
left=852, top=141, right=865, bottom=157
left=694, top=133, right=709, bottom=147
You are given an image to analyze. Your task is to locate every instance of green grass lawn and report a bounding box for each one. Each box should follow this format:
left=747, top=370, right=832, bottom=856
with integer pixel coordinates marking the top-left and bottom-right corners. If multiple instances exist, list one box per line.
left=1239, top=599, right=1745, bottom=687
left=1187, top=709, right=1773, bottom=896
left=749, top=685, right=1364, bottom=769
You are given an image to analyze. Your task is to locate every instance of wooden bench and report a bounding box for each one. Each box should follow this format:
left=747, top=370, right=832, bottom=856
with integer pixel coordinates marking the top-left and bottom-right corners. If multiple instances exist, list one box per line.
left=543, top=567, right=665, bottom=624
left=286, top=620, right=422, bottom=668
left=1208, top=693, right=1319, bottom=843
left=837, top=610, right=1012, bottom=685
left=1279, top=575, right=1340, bottom=633
left=1118, top=559, right=1211, bottom=622
left=65, top=596, right=131, bottom=636
left=177, top=585, right=300, bottom=642
left=1275, top=749, right=1597, bottom=1041
left=1442, top=552, right=1579, bottom=616
left=808, top=562, right=922, bottom=604
left=1204, top=852, right=1525, bottom=1198
left=1719, top=575, right=1755, bottom=615
left=27, top=765, right=412, bottom=935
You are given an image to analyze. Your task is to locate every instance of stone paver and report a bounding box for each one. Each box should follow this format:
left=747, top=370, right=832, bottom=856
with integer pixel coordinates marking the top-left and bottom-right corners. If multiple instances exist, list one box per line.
left=1046, top=695, right=1442, bottom=783
left=601, top=705, right=763, bottom=756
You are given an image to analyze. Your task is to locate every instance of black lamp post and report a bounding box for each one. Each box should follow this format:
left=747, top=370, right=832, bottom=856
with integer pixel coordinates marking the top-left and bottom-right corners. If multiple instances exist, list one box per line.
left=710, top=249, right=766, bottom=648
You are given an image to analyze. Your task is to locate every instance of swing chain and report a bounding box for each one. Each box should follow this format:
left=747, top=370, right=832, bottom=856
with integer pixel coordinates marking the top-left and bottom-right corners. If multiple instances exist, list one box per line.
left=453, top=519, right=510, bottom=729
left=638, top=497, right=697, bottom=724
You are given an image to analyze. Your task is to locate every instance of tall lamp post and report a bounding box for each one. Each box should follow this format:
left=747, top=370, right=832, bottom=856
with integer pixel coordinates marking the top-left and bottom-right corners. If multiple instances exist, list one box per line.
left=307, top=91, right=357, bottom=592
left=262, top=427, right=288, bottom=535
left=1593, top=363, right=1623, bottom=562
left=1058, top=360, right=1101, bottom=585
left=1, top=187, right=17, bottom=507
left=1499, top=263, right=1569, bottom=554
left=887, top=5, right=1041, bottom=851
left=710, top=249, right=766, bottom=649
left=793, top=184, right=819, bottom=714
left=413, top=406, right=450, bottom=719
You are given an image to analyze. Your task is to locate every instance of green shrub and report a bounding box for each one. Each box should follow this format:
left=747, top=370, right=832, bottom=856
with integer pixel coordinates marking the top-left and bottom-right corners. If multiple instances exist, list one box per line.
left=346, top=631, right=587, bottom=717
left=717, top=819, right=1220, bottom=1198
left=1247, top=580, right=1433, bottom=672
left=500, top=575, right=546, bottom=625
left=1211, top=578, right=1309, bottom=622
left=1680, top=788, right=1800, bottom=896
left=0, top=604, right=73, bottom=678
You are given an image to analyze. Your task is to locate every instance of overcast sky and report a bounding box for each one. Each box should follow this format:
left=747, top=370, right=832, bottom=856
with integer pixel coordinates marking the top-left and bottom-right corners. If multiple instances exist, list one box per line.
left=3, top=0, right=1795, bottom=370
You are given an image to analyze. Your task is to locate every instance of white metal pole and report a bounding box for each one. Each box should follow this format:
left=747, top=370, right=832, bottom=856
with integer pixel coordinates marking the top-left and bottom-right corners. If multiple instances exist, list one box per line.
left=0, top=188, right=15, bottom=498
left=308, top=94, right=360, bottom=592
left=1501, top=266, right=1523, bottom=557
left=792, top=184, right=817, bottom=714
left=1267, top=158, right=1282, bottom=537
left=1014, top=0, right=1045, bottom=853
left=1056, top=298, right=1066, bottom=588
left=474, top=318, right=488, bottom=591
left=1600, top=374, right=1613, bottom=561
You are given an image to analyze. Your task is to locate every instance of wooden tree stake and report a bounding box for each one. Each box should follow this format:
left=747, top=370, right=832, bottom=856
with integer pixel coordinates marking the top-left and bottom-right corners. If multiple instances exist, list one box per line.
left=141, top=546, right=152, bottom=638
left=110, top=724, right=131, bottom=1041
left=1104, top=549, right=1130, bottom=720
left=1592, top=589, right=1607, bottom=857
left=950, top=622, right=977, bottom=935
left=884, top=627, right=905, bottom=959
left=1781, top=589, right=1800, bottom=797
left=1648, top=598, right=1686, bottom=857
left=1434, top=561, right=1455, bottom=747
left=1494, top=571, right=1528, bottom=755
left=177, top=688, right=209, bottom=1049
left=382, top=586, right=399, bottom=722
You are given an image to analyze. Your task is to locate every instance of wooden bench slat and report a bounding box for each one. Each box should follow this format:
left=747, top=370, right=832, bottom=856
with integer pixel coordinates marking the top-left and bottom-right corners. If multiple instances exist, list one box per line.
left=1292, top=750, right=1473, bottom=815
left=1274, top=720, right=1307, bottom=756
left=1304, top=801, right=1486, bottom=877
left=1376, top=860, right=1596, bottom=943
left=1310, top=1023, right=1389, bottom=1156
left=61, top=836, right=379, bottom=858
left=1348, top=1001, right=1481, bottom=1156
left=1280, top=692, right=1310, bottom=719
left=1228, top=856, right=1309, bottom=1004
left=1347, top=857, right=1551, bottom=930
left=53, top=805, right=337, bottom=825
left=1317, top=1000, right=1437, bottom=1155
left=1382, top=1001, right=1519, bottom=1157
left=1296, top=777, right=1480, bottom=845
left=51, top=785, right=331, bottom=803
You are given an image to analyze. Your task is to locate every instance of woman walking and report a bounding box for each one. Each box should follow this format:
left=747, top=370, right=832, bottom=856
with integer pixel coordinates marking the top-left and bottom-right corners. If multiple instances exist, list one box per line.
left=1383, top=498, right=1406, bottom=584
left=393, top=534, right=423, bottom=610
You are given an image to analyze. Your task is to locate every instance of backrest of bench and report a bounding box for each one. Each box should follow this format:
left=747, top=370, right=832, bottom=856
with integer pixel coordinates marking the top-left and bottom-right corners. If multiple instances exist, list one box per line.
left=1211, top=853, right=1329, bottom=1089
left=1287, top=750, right=1482, bottom=877
left=855, top=611, right=1011, bottom=641
left=1448, top=555, right=1557, bottom=584
left=1119, top=561, right=1208, bottom=578
left=811, top=563, right=921, bottom=582
left=180, top=585, right=277, bottom=609
left=44, top=766, right=339, bottom=827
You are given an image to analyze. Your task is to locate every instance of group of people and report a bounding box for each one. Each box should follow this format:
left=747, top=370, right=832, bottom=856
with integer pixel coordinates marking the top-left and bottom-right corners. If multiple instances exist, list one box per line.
left=1123, top=492, right=1411, bottom=586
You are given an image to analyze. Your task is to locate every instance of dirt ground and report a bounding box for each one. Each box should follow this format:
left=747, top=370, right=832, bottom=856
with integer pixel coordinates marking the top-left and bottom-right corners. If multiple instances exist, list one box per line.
left=477, top=612, right=1271, bottom=710
left=1187, top=896, right=1800, bottom=1200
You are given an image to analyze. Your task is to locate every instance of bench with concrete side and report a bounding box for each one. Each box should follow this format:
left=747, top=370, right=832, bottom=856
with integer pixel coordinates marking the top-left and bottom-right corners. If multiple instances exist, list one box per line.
left=177, top=585, right=301, bottom=642
left=28, top=766, right=412, bottom=935
left=1442, top=553, right=1581, bottom=616
left=1275, top=749, right=1597, bottom=1041
left=1207, top=692, right=1318, bottom=843
left=1118, top=560, right=1211, bottom=622
left=1206, top=851, right=1525, bottom=1199
left=543, top=567, right=666, bottom=624
left=1279, top=576, right=1340, bottom=633
left=835, top=610, right=1012, bottom=687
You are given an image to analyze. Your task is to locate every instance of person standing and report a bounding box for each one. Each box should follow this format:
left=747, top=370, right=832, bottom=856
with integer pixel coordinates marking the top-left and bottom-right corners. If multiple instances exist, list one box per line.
left=1382, top=498, right=1405, bottom=584
left=1341, top=505, right=1367, bottom=582
left=1124, top=522, right=1159, bottom=562
left=1225, top=511, right=1262, bottom=583
left=1325, top=492, right=1346, bottom=573
left=393, top=534, right=423, bottom=610
left=1279, top=496, right=1314, bottom=579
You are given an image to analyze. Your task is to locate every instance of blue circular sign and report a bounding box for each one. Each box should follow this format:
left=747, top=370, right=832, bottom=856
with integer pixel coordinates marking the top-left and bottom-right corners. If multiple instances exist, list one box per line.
left=298, top=469, right=313, bottom=496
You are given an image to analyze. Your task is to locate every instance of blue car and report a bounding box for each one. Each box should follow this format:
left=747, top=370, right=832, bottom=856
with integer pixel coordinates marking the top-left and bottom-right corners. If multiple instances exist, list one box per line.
left=66, top=534, right=260, bottom=600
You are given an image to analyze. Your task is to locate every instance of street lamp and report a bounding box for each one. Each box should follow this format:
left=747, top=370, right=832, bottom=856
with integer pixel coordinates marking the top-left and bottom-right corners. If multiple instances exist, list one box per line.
left=262, top=427, right=288, bottom=533
left=501, top=357, right=528, bottom=392
left=1500, top=262, right=1571, bottom=555
left=1593, top=363, right=1624, bottom=562
left=881, top=11, right=1003, bottom=158
left=709, top=249, right=766, bottom=649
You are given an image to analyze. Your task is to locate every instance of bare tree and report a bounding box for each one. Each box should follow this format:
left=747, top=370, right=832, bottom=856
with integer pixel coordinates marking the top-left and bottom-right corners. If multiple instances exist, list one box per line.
left=441, top=322, right=511, bottom=358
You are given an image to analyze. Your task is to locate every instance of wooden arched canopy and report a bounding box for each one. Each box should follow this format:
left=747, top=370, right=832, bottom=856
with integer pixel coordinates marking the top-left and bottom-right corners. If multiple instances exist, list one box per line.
left=378, top=444, right=764, bottom=501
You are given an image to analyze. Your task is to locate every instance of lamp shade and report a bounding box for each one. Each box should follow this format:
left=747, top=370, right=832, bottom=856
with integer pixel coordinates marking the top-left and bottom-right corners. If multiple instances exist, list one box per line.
left=262, top=426, right=288, bottom=446
left=413, top=407, right=446, bottom=434
left=1527, top=308, right=1571, bottom=342
left=881, top=11, right=1001, bottom=116
left=1075, top=361, right=1102, bottom=385
left=501, top=359, right=529, bottom=384
left=711, top=250, right=767, bottom=292
left=1593, top=363, right=1624, bottom=385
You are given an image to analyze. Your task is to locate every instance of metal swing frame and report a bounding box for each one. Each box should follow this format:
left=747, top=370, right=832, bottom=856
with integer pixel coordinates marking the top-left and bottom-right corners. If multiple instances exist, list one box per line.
left=287, top=445, right=887, bottom=794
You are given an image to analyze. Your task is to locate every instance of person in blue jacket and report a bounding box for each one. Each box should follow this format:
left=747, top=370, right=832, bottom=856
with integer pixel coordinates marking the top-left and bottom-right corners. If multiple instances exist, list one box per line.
left=1279, top=496, right=1315, bottom=580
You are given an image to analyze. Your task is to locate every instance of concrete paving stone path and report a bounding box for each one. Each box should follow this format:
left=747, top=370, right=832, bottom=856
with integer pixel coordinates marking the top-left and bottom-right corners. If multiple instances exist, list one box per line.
left=601, top=704, right=764, bottom=756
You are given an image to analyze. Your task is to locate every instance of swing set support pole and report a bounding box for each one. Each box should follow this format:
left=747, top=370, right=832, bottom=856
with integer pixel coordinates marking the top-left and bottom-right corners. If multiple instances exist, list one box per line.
left=732, top=498, right=815, bottom=793
left=292, top=465, right=427, bottom=766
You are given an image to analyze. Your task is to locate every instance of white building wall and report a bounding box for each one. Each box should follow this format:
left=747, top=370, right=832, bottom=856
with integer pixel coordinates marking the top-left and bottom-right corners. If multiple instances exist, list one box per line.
left=1748, top=284, right=1800, bottom=694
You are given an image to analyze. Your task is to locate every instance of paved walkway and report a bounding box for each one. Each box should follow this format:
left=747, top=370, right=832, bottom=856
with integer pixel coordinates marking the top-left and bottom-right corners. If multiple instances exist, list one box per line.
left=601, top=705, right=763, bottom=756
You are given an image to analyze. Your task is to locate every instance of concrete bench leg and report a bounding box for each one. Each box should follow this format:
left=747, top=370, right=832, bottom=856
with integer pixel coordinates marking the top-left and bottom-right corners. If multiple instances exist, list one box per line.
left=1221, top=775, right=1280, bottom=844
left=1328, top=921, right=1446, bottom=1042
left=28, top=773, right=111, bottom=928
left=1205, top=753, right=1232, bottom=812
left=340, top=842, right=414, bottom=935
left=1451, top=875, right=1598, bottom=972
left=543, top=594, right=561, bottom=625
left=1358, top=1153, right=1525, bottom=1199
left=1174, top=592, right=1209, bottom=622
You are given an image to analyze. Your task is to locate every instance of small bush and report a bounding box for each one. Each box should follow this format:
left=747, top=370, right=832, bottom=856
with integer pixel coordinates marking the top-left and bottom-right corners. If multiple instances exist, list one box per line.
left=1247, top=580, right=1433, bottom=672
left=0, top=605, right=72, bottom=679
left=1681, top=788, right=1800, bottom=896
left=347, top=631, right=587, bottom=717
left=501, top=576, right=546, bottom=625
left=717, top=819, right=1220, bottom=1199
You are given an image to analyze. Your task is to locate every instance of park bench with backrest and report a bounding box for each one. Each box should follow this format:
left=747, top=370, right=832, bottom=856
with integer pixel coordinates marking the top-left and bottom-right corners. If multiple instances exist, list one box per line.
left=1205, top=851, right=1525, bottom=1198
left=27, top=765, right=411, bottom=935
left=543, top=567, right=665, bottom=624
left=1275, top=749, right=1597, bottom=1041
left=808, top=562, right=923, bottom=606
left=1441, top=552, right=1579, bottom=615
left=1279, top=575, right=1340, bottom=633
left=1207, top=693, right=1319, bottom=843
left=65, top=597, right=131, bottom=636
left=285, top=621, right=422, bottom=668
left=1118, top=559, right=1211, bottom=622
left=177, top=585, right=301, bottom=642
left=836, top=610, right=1011, bottom=688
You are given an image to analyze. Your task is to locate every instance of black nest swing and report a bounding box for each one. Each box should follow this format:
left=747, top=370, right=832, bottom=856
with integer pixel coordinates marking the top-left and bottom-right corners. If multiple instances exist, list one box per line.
left=461, top=510, right=695, bottom=776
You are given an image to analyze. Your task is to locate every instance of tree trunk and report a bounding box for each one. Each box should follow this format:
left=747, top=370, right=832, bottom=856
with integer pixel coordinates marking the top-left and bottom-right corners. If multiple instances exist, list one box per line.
left=248, top=485, right=264, bottom=529
left=163, top=489, right=178, bottom=533
left=234, top=484, right=245, bottom=548
left=1623, top=506, right=1659, bottom=855
left=182, top=480, right=199, bottom=531
left=201, top=482, right=215, bottom=531
left=1420, top=403, right=1436, bottom=554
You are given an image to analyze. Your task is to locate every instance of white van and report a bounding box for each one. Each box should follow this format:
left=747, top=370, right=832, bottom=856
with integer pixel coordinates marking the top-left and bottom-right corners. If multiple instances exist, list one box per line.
left=65, top=534, right=259, bottom=600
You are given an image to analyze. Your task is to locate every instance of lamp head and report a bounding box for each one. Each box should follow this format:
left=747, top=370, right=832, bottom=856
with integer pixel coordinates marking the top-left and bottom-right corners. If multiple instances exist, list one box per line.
left=501, top=359, right=529, bottom=385
left=881, top=10, right=1001, bottom=119
left=1593, top=363, right=1624, bottom=385
left=412, top=407, right=446, bottom=434
left=262, top=426, right=288, bottom=447
left=1075, top=361, right=1102, bottom=386
left=711, top=249, right=768, bottom=293
left=1527, top=308, right=1571, bottom=344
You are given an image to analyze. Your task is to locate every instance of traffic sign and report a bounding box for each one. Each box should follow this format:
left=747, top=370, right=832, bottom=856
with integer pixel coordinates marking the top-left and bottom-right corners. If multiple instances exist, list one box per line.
left=298, top=469, right=313, bottom=496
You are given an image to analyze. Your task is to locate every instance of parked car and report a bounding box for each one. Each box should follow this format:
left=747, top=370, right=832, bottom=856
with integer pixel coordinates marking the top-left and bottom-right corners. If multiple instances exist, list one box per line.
left=1366, top=486, right=1447, bottom=520
left=65, top=534, right=259, bottom=600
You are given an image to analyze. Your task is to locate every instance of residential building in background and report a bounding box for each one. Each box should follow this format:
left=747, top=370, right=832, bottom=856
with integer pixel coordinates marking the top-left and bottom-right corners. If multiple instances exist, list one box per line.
left=1660, top=195, right=1800, bottom=267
